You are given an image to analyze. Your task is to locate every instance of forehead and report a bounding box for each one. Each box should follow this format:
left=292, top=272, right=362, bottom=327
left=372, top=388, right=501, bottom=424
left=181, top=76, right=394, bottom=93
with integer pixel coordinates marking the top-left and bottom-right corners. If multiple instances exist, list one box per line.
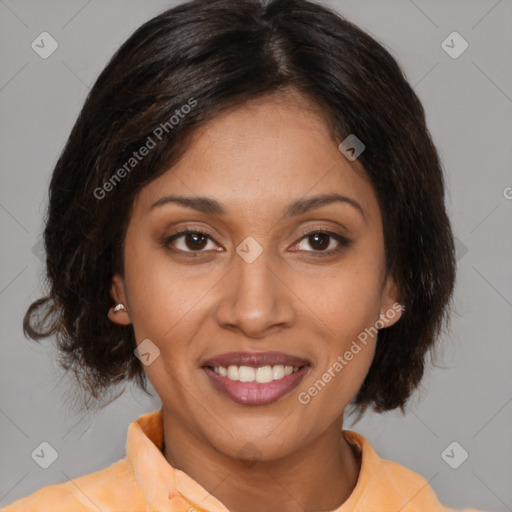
left=133, top=92, right=379, bottom=224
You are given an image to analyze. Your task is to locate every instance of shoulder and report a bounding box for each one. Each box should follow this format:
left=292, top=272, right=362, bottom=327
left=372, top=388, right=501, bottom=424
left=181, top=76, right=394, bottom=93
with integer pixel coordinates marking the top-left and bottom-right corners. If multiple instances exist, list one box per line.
left=0, top=458, right=144, bottom=512
left=343, top=431, right=486, bottom=512
left=379, top=458, right=483, bottom=512
left=1, top=483, right=84, bottom=512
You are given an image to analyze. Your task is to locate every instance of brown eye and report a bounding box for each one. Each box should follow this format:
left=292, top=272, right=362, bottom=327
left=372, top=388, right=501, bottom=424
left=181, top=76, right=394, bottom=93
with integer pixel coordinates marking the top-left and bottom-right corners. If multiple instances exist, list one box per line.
left=308, top=233, right=330, bottom=251
left=164, top=229, right=219, bottom=253
left=184, top=232, right=208, bottom=250
left=291, top=230, right=351, bottom=255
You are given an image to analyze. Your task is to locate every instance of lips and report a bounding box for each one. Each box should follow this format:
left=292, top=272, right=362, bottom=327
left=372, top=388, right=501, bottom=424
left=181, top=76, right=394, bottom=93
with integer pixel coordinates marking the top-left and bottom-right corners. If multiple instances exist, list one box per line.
left=201, top=351, right=311, bottom=406
left=202, top=351, right=310, bottom=368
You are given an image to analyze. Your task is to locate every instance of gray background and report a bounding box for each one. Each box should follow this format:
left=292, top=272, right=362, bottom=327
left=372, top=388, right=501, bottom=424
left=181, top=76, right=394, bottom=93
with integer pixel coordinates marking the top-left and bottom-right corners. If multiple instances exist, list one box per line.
left=1, top=0, right=511, bottom=510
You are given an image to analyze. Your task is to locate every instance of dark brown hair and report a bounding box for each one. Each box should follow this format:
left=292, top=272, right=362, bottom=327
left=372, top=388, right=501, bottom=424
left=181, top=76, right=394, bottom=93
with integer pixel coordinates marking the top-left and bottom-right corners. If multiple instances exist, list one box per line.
left=24, top=0, right=456, bottom=415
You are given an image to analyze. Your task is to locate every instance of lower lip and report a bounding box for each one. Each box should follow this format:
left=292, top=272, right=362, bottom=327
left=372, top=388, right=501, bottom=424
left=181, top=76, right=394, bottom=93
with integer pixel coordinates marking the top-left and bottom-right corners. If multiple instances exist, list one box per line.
left=203, top=366, right=309, bottom=406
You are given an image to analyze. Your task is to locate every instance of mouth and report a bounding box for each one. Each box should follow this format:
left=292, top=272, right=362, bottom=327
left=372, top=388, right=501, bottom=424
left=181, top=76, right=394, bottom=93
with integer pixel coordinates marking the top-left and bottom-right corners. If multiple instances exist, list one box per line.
left=201, top=351, right=311, bottom=406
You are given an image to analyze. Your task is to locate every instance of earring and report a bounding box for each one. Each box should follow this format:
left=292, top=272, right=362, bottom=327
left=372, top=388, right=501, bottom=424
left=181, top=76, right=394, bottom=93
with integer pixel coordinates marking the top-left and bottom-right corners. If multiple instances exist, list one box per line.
left=113, top=303, right=128, bottom=313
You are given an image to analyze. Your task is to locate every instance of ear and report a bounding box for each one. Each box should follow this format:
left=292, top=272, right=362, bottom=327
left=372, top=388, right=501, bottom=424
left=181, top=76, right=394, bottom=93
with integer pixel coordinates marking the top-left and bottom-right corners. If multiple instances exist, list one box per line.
left=377, top=273, right=404, bottom=329
left=107, top=273, right=132, bottom=326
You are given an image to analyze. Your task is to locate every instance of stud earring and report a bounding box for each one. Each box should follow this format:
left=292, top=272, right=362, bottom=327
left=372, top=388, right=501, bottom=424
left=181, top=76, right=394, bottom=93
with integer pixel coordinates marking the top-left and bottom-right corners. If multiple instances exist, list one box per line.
left=113, top=303, right=128, bottom=313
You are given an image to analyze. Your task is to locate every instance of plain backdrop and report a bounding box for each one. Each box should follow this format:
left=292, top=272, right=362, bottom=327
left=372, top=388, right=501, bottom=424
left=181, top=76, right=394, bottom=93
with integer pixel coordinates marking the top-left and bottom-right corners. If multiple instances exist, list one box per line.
left=1, top=1, right=511, bottom=510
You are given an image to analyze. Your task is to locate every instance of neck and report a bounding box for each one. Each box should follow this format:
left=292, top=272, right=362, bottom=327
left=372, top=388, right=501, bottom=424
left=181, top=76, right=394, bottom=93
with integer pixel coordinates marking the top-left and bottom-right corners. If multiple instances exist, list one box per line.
left=162, top=412, right=361, bottom=512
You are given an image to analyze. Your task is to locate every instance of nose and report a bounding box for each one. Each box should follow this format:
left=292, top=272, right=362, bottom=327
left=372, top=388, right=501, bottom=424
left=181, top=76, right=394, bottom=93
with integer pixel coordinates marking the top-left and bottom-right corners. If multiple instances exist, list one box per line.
left=214, top=244, right=296, bottom=339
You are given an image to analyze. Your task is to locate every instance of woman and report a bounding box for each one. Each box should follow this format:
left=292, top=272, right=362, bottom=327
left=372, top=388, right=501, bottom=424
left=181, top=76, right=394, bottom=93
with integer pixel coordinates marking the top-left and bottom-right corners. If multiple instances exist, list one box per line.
left=2, top=0, right=484, bottom=510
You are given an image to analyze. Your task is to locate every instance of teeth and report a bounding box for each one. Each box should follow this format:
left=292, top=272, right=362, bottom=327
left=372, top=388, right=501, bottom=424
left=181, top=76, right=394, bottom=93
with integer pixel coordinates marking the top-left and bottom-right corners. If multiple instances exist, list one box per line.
left=239, top=366, right=255, bottom=382
left=227, top=365, right=239, bottom=380
left=273, top=365, right=284, bottom=380
left=211, top=364, right=303, bottom=382
left=256, top=366, right=274, bottom=383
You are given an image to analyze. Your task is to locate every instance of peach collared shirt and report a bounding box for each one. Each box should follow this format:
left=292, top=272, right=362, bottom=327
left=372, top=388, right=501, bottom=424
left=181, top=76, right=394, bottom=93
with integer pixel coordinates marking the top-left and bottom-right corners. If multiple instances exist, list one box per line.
left=1, top=409, right=483, bottom=512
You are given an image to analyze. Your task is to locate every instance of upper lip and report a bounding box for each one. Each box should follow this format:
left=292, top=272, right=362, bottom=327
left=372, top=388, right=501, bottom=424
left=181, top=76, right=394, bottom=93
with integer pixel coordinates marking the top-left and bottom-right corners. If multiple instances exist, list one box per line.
left=202, top=351, right=310, bottom=368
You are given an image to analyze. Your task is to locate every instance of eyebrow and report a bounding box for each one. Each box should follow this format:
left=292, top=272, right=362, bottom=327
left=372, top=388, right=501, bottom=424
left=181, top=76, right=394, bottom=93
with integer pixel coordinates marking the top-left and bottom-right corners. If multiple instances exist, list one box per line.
left=149, top=193, right=366, bottom=222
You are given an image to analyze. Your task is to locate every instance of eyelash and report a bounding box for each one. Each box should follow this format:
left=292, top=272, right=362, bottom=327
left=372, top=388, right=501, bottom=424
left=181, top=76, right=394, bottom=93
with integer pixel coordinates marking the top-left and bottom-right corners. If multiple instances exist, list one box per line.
left=163, top=226, right=351, bottom=257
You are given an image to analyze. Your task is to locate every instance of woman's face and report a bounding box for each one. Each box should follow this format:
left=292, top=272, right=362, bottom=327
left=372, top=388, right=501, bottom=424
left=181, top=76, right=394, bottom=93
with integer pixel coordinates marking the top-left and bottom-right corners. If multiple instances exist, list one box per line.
left=109, top=91, right=402, bottom=461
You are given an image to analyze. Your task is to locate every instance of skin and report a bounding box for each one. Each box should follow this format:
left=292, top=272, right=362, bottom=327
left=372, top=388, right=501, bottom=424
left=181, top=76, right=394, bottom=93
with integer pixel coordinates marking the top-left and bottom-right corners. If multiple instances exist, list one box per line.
left=108, top=89, right=402, bottom=512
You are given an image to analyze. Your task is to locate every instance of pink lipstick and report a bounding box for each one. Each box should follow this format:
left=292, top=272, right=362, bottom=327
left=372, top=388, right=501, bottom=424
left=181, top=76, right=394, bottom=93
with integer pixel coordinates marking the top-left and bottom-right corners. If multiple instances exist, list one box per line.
left=202, top=351, right=310, bottom=406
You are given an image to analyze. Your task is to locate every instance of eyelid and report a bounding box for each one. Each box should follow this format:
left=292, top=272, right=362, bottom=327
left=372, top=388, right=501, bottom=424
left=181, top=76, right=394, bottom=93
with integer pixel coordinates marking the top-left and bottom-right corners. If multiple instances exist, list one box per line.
left=292, top=225, right=352, bottom=253
left=163, top=223, right=351, bottom=255
left=297, top=224, right=346, bottom=238
left=164, top=225, right=222, bottom=251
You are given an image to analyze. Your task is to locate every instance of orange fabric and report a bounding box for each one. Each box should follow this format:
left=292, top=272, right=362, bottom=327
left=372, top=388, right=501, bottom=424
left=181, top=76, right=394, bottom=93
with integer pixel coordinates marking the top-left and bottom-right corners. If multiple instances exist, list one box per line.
left=1, top=409, right=483, bottom=512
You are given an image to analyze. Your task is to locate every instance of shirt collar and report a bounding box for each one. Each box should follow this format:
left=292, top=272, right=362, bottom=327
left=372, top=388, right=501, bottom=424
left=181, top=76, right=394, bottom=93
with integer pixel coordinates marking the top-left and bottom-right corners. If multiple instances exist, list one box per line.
left=126, top=408, right=230, bottom=511
left=126, top=409, right=374, bottom=511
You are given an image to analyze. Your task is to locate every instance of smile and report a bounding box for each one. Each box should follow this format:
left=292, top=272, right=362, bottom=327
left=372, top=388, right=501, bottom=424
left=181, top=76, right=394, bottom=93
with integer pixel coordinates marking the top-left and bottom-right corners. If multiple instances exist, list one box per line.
left=201, top=352, right=310, bottom=406
left=209, top=364, right=300, bottom=382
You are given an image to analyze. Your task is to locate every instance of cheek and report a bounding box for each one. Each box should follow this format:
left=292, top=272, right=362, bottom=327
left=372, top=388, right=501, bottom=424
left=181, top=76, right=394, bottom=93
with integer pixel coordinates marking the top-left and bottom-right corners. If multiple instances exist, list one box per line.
left=124, top=242, right=200, bottom=336
left=298, top=254, right=384, bottom=336
left=292, top=250, right=383, bottom=408
left=298, top=330, right=377, bottom=421
left=123, top=243, right=220, bottom=392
